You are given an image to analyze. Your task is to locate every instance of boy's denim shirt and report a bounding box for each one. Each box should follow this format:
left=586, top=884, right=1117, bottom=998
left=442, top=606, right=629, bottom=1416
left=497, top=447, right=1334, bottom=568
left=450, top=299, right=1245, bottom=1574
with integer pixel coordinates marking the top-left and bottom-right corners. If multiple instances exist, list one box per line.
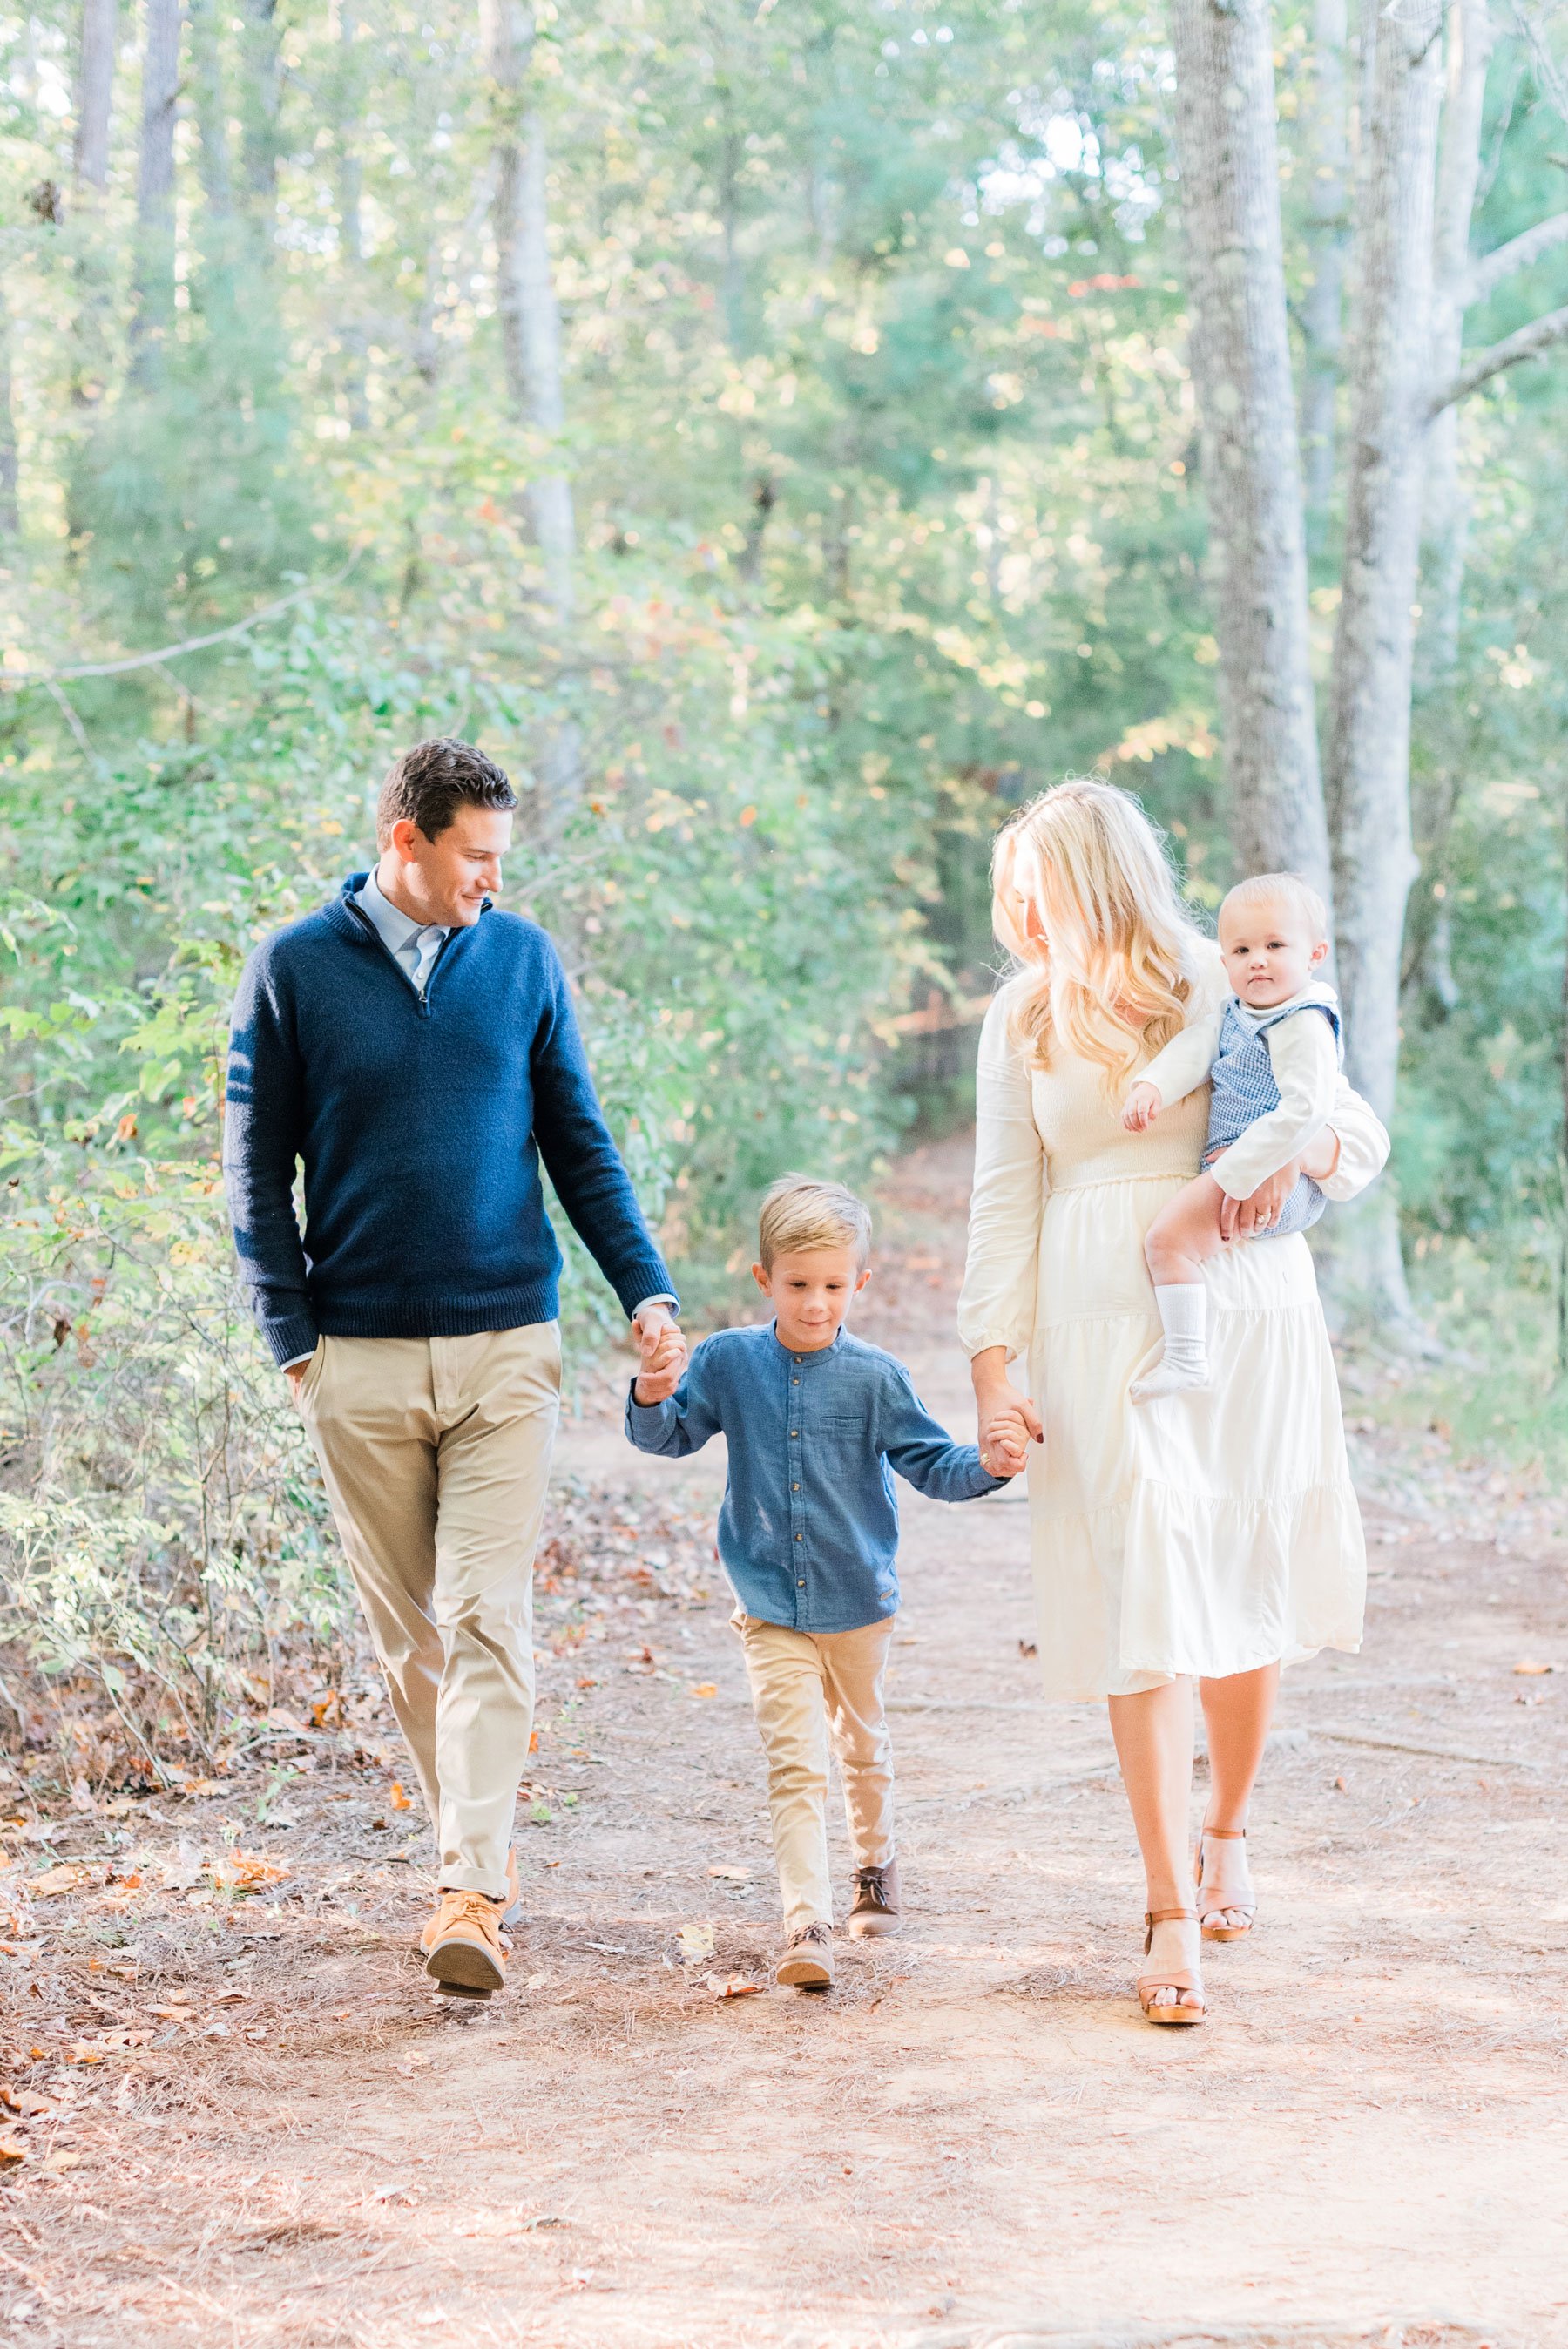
left=625, top=1323, right=1006, bottom=1633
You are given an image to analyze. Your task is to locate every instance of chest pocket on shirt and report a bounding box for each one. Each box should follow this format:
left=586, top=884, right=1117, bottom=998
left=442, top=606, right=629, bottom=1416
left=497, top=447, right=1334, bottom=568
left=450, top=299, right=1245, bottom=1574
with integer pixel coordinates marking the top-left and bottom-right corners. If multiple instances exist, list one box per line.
left=820, top=1410, right=875, bottom=1469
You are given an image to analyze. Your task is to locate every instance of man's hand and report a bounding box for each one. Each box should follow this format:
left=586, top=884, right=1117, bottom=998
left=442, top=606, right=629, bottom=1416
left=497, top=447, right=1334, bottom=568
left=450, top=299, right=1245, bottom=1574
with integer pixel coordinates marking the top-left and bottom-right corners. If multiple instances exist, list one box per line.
left=1220, top=1160, right=1301, bottom=1243
left=632, top=1303, right=686, bottom=1405
left=1123, top=1081, right=1163, bottom=1134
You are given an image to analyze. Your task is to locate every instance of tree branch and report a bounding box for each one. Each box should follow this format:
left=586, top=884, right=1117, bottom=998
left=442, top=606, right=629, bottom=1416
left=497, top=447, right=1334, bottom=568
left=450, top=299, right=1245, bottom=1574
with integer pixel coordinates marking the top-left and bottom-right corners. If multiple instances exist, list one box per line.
left=1, top=552, right=361, bottom=688
left=1468, top=207, right=1568, bottom=304
left=1429, top=301, right=1568, bottom=413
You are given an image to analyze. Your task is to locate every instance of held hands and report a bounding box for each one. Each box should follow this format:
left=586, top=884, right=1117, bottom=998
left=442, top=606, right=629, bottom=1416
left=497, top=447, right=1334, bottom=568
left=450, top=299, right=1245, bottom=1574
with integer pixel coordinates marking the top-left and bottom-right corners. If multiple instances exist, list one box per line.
left=632, top=1303, right=687, bottom=1405
left=1122, top=1082, right=1163, bottom=1134
left=975, top=1380, right=1043, bottom=1479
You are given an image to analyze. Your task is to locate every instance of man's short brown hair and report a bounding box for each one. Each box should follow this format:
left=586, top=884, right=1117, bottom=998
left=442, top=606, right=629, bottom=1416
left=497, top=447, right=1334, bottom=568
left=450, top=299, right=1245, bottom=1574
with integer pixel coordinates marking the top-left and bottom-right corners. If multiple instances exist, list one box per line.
left=757, top=1175, right=873, bottom=1271
left=375, top=739, right=517, bottom=845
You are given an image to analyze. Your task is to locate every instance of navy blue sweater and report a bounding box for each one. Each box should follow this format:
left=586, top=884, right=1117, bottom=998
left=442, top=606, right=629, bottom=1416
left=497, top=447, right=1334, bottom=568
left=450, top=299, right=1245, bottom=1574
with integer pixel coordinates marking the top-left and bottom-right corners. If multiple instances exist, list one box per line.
left=224, top=877, right=675, bottom=1367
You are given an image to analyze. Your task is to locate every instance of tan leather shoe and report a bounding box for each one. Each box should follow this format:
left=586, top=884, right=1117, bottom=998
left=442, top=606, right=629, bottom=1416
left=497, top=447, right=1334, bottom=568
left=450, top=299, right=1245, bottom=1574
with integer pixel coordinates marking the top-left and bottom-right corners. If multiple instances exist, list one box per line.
left=419, top=1846, right=520, bottom=1953
left=847, top=1860, right=902, bottom=1939
left=424, top=1888, right=508, bottom=1997
left=774, top=1922, right=835, bottom=1991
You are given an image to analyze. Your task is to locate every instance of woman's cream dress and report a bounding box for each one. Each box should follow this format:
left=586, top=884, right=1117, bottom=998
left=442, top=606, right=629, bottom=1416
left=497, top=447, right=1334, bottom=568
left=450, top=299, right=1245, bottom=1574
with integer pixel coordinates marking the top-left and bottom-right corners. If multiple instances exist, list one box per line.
left=957, top=942, right=1390, bottom=1700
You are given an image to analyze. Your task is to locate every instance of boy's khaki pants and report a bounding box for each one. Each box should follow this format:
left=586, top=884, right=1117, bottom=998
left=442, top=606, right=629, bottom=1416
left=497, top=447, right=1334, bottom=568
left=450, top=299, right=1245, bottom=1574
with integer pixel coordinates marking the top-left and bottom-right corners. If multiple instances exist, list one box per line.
left=296, top=1325, right=560, bottom=1900
left=733, top=1611, right=896, bottom=1933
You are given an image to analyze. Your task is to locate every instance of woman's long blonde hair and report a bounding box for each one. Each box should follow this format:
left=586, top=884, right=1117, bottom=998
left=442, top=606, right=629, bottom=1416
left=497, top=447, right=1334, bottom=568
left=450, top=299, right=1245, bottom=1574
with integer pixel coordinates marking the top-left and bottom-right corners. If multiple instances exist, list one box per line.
left=992, top=779, right=1201, bottom=1088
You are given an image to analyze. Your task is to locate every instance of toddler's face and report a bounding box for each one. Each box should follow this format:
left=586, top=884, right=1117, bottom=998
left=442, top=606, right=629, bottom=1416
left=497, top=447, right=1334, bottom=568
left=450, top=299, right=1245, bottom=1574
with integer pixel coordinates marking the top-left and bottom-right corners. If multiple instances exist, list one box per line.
left=1219, top=897, right=1328, bottom=1008
left=752, top=1244, right=871, bottom=1352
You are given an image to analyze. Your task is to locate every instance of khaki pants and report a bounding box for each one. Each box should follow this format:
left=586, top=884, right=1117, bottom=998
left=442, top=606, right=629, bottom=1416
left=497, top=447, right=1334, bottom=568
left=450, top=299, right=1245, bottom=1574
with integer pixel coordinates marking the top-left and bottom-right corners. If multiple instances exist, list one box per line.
left=296, top=1325, right=561, bottom=1899
left=733, top=1611, right=896, bottom=1933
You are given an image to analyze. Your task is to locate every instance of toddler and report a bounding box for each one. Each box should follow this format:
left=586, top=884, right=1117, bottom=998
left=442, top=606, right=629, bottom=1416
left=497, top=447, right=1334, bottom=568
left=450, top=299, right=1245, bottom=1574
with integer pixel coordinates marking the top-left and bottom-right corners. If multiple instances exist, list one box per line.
left=625, top=1174, right=1010, bottom=1990
left=1122, top=872, right=1342, bottom=1402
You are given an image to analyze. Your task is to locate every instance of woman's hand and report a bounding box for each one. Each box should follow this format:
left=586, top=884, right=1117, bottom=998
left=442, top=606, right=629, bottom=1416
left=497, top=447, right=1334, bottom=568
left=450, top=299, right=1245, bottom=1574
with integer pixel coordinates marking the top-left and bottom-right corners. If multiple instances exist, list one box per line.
left=970, top=1345, right=1043, bottom=1476
left=1220, top=1161, right=1299, bottom=1242
left=1220, top=1121, right=1343, bottom=1242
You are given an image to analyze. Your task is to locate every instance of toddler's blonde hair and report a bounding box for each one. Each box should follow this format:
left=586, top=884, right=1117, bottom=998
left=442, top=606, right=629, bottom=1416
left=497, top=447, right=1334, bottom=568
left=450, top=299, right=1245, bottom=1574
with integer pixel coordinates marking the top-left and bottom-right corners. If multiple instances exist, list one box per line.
left=1220, top=870, right=1329, bottom=942
left=757, top=1174, right=873, bottom=1271
left=992, top=777, right=1202, bottom=1088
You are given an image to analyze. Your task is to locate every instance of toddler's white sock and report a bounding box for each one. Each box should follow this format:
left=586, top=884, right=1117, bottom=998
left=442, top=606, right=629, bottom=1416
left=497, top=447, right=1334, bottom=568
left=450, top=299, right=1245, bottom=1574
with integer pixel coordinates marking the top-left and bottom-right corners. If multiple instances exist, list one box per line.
left=1131, top=1283, right=1210, bottom=1403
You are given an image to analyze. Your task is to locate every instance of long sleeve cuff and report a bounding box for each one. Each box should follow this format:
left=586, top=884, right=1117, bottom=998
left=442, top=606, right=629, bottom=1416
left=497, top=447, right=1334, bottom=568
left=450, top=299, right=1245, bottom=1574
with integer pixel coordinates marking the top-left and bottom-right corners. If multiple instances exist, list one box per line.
left=625, top=1385, right=679, bottom=1448
left=259, top=1309, right=320, bottom=1370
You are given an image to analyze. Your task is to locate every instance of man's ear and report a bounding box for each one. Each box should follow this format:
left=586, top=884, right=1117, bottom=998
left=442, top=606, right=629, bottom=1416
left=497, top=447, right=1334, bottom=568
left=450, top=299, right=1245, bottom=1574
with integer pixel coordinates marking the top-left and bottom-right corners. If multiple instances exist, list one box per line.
left=751, top=1262, right=772, bottom=1297
left=389, top=817, right=422, bottom=860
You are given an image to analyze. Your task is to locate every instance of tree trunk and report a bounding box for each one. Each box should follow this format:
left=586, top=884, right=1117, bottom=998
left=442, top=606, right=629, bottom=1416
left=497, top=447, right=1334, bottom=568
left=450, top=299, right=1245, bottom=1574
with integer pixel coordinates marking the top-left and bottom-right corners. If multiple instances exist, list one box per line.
left=188, top=0, right=233, bottom=220
left=336, top=3, right=370, bottom=430
left=0, top=279, right=20, bottom=535
left=241, top=0, right=281, bottom=227
left=1419, top=0, right=1494, bottom=686
left=129, top=0, right=182, bottom=382
left=483, top=0, right=576, bottom=622
left=72, top=0, right=118, bottom=189
left=1168, top=0, right=1332, bottom=909
left=1301, top=0, right=1349, bottom=552
left=1325, top=0, right=1445, bottom=1327
left=482, top=0, right=579, bottom=832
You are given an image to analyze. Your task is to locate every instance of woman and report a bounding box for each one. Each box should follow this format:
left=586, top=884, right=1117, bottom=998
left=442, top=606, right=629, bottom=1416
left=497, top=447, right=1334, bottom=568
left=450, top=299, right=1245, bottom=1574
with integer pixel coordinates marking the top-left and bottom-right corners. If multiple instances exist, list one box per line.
left=958, top=781, right=1389, bottom=2024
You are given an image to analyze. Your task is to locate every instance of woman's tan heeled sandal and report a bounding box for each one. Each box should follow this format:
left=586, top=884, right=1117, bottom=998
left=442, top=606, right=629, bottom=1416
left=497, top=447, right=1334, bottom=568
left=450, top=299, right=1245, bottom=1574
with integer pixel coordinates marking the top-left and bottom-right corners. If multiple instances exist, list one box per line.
left=1195, top=1824, right=1256, bottom=1943
left=1137, top=1906, right=1206, bottom=2026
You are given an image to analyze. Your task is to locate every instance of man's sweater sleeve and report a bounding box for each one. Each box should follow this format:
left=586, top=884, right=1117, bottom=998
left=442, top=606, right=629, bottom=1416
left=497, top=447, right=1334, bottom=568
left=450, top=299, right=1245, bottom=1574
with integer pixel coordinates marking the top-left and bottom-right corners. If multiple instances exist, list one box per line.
left=625, top=1341, right=724, bottom=1457
left=223, top=945, right=318, bottom=1369
left=531, top=944, right=677, bottom=1320
left=881, top=1368, right=1010, bottom=1501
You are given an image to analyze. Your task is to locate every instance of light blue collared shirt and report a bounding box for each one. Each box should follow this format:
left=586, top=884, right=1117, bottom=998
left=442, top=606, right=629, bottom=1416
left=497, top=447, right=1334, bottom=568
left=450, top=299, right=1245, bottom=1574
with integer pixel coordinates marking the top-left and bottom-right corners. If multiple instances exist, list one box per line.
left=353, top=865, right=449, bottom=998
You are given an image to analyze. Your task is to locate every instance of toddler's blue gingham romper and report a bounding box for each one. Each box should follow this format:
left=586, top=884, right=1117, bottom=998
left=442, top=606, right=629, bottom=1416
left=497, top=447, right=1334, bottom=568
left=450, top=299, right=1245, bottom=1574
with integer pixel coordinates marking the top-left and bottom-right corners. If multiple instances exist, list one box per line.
left=1203, top=997, right=1342, bottom=1236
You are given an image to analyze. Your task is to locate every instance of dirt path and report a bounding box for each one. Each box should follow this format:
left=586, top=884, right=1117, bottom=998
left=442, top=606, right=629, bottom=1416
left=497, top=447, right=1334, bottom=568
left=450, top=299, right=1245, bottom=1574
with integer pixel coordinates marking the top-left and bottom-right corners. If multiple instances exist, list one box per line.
left=3, top=1135, right=1566, bottom=2348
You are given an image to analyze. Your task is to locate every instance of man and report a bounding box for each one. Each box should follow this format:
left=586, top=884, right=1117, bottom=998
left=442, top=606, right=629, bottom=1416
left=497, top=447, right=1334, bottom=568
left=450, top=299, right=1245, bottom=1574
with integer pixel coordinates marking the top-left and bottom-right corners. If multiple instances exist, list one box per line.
left=224, top=738, right=685, bottom=1997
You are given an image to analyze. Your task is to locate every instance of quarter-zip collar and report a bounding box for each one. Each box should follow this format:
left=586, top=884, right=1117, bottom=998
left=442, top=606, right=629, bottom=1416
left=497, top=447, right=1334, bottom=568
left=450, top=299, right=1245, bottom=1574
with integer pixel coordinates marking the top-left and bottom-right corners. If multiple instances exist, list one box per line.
left=329, top=872, right=490, bottom=1019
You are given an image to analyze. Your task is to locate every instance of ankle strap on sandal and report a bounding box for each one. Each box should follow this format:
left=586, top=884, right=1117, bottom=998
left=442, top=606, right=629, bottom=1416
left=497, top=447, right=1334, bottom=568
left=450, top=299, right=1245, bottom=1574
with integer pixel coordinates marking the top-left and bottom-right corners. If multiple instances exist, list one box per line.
left=1143, top=1905, right=1198, bottom=1953
left=1199, top=1824, right=1245, bottom=1840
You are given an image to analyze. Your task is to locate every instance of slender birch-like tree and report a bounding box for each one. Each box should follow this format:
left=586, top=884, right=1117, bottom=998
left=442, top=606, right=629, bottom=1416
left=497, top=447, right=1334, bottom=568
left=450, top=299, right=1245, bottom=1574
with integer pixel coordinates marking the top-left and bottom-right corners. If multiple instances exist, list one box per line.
left=129, top=0, right=183, bottom=382
left=72, top=0, right=118, bottom=190
left=1300, top=0, right=1349, bottom=551
left=1168, top=0, right=1331, bottom=906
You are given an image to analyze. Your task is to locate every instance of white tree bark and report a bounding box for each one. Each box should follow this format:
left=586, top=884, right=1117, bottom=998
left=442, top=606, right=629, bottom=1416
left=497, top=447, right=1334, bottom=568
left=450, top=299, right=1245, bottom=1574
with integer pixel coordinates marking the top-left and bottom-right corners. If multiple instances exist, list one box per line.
left=1324, top=0, right=1444, bottom=1323
left=188, top=0, right=233, bottom=220
left=1420, top=0, right=1494, bottom=684
left=1168, top=0, right=1331, bottom=908
left=72, top=0, right=118, bottom=190
left=1301, top=0, right=1349, bottom=550
left=482, top=0, right=576, bottom=624
left=129, top=0, right=182, bottom=380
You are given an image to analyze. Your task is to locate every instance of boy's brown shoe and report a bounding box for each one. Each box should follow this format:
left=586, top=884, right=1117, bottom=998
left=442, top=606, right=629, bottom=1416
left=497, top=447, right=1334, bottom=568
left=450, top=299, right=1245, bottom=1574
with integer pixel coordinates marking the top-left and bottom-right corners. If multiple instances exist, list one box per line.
left=423, top=1889, right=508, bottom=1997
left=419, top=1846, right=521, bottom=1953
left=847, top=1860, right=902, bottom=1939
left=775, top=1922, right=835, bottom=1991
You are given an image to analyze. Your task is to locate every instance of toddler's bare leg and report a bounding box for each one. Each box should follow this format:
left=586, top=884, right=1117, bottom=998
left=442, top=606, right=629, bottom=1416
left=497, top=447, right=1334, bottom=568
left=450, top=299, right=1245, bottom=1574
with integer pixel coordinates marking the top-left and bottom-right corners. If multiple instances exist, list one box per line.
left=1132, top=1173, right=1229, bottom=1405
left=1143, top=1172, right=1229, bottom=1287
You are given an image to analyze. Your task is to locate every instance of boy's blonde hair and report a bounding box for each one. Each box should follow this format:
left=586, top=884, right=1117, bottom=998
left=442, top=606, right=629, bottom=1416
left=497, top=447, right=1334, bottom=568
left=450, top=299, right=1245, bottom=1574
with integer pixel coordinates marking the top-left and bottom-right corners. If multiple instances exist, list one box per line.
left=757, top=1174, right=873, bottom=1271
left=991, top=777, right=1202, bottom=1088
left=1220, top=871, right=1329, bottom=941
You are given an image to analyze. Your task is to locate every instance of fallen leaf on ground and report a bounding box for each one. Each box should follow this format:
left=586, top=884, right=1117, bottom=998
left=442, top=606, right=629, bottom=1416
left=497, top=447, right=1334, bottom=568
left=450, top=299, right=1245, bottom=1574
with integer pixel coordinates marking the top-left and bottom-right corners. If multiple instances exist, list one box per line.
left=243, top=2026, right=267, bottom=2042
left=201, top=2021, right=231, bottom=2040
left=706, top=1973, right=763, bottom=2000
left=706, top=1864, right=749, bottom=1881
left=210, top=1989, right=248, bottom=2004
left=677, top=1921, right=715, bottom=1963
left=528, top=1730, right=540, bottom=1754
left=42, top=2151, right=83, bottom=2170
left=389, top=1784, right=413, bottom=1810
left=29, top=1865, right=94, bottom=1897
left=206, top=1851, right=288, bottom=1892
left=1513, top=1659, right=1553, bottom=1675
left=691, top=1682, right=718, bottom=1698
left=0, top=2136, right=25, bottom=2164
left=66, top=2043, right=105, bottom=2064
left=149, top=2006, right=194, bottom=2021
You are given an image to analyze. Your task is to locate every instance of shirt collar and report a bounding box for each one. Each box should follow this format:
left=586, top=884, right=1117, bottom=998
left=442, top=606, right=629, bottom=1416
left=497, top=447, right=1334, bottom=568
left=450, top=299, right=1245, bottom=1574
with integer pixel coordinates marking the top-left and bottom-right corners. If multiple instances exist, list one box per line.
left=355, top=863, right=448, bottom=956
left=768, top=1322, right=847, bottom=1361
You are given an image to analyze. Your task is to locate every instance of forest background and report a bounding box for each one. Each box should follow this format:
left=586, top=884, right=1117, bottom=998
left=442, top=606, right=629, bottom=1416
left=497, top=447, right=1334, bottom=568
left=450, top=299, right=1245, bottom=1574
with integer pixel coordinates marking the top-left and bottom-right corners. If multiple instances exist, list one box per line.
left=1, top=0, right=1566, bottom=1782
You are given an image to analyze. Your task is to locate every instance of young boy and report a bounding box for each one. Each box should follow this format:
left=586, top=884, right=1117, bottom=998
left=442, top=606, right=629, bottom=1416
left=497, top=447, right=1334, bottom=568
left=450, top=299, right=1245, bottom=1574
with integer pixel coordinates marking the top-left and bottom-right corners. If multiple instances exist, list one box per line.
left=1121, top=870, right=1342, bottom=1401
left=625, top=1174, right=1010, bottom=1990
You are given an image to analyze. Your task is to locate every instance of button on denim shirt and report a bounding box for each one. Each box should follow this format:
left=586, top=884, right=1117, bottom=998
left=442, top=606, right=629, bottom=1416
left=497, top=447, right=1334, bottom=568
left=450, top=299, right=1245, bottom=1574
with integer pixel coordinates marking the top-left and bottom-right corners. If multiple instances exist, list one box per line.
left=625, top=1323, right=1005, bottom=1633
